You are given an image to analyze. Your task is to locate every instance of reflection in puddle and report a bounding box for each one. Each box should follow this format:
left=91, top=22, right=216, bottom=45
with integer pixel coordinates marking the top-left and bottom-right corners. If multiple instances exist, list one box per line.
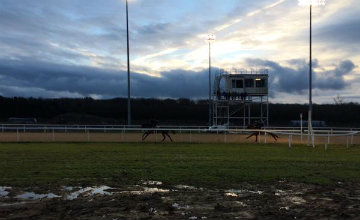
left=126, top=187, right=170, bottom=195
left=16, top=192, right=60, bottom=200
left=66, top=186, right=112, bottom=200
left=226, top=189, right=263, bottom=195
left=0, top=187, right=11, bottom=197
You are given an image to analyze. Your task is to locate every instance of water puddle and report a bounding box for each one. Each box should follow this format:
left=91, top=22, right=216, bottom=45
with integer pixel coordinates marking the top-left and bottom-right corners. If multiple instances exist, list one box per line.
left=0, top=186, right=11, bottom=197
left=66, top=186, right=112, bottom=200
left=142, top=181, right=163, bottom=186
left=286, top=196, right=306, bottom=205
left=174, top=185, right=199, bottom=190
left=225, top=189, right=263, bottom=196
left=16, top=192, right=60, bottom=200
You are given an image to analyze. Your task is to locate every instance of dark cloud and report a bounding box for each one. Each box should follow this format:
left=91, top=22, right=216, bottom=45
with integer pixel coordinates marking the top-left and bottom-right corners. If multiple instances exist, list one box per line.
left=0, top=59, right=209, bottom=99
left=246, top=59, right=355, bottom=93
left=0, top=58, right=355, bottom=99
left=317, top=19, right=360, bottom=44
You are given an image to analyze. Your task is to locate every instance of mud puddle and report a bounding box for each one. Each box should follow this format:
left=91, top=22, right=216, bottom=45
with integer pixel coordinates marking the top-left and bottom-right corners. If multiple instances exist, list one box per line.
left=0, top=181, right=360, bottom=219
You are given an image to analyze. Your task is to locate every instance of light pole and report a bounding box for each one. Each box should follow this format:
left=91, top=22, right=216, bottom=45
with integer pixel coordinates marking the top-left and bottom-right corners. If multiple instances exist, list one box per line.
left=298, top=0, right=326, bottom=146
left=126, top=0, right=131, bottom=125
left=207, top=34, right=215, bottom=127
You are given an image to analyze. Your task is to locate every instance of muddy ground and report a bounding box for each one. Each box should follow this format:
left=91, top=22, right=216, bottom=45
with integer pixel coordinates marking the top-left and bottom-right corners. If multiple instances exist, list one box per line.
left=1, top=181, right=360, bottom=220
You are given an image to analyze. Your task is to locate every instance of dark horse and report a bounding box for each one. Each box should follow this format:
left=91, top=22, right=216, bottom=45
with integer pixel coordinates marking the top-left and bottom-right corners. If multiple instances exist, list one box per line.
left=141, top=120, right=174, bottom=142
left=246, top=121, right=279, bottom=142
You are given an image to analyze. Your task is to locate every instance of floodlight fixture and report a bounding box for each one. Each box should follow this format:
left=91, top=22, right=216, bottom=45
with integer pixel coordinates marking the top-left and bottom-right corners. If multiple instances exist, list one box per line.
left=207, top=34, right=216, bottom=42
left=298, top=0, right=326, bottom=6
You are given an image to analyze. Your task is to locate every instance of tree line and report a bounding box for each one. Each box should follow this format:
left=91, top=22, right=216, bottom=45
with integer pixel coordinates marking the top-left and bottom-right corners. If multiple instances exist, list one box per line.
left=0, top=96, right=359, bottom=126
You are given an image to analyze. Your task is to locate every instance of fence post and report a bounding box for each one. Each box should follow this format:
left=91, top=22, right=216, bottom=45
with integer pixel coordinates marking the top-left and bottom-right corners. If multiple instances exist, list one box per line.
left=87, top=131, right=90, bottom=142
left=224, top=132, right=227, bottom=143
left=52, top=129, right=55, bottom=142
left=311, top=131, right=315, bottom=148
left=327, top=132, right=330, bottom=145
left=346, top=136, right=349, bottom=148
left=351, top=134, right=354, bottom=145
left=16, top=128, right=19, bottom=142
left=258, top=131, right=261, bottom=143
left=121, top=129, right=124, bottom=142
left=264, top=132, right=267, bottom=144
left=288, top=135, right=292, bottom=148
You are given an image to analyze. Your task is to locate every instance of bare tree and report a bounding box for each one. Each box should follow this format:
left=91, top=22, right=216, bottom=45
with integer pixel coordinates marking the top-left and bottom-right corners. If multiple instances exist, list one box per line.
left=333, top=95, right=345, bottom=105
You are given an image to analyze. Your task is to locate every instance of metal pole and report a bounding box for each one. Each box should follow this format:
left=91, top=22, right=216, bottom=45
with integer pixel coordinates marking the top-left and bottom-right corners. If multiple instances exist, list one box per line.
left=266, top=96, right=269, bottom=127
left=126, top=0, right=131, bottom=125
left=208, top=41, right=212, bottom=127
left=300, top=113, right=303, bottom=143
left=308, top=4, right=313, bottom=146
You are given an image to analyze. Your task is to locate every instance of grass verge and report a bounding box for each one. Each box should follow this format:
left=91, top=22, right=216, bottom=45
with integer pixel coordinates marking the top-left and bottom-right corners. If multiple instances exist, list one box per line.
left=0, top=142, right=359, bottom=187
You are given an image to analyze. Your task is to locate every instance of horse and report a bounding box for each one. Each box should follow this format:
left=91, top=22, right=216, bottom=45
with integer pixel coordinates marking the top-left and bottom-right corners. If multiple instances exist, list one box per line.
left=141, top=120, right=174, bottom=142
left=245, top=121, right=279, bottom=142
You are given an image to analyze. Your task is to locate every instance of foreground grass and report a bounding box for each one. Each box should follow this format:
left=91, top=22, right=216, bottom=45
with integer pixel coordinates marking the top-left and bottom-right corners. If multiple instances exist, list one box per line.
left=0, top=142, right=359, bottom=187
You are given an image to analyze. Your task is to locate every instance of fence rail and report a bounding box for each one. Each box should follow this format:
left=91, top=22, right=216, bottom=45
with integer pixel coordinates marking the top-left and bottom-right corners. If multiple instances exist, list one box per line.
left=0, top=124, right=359, bottom=147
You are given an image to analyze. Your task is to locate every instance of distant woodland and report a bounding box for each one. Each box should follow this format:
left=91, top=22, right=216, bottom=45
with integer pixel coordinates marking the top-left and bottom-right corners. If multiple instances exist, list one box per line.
left=0, top=96, right=359, bottom=126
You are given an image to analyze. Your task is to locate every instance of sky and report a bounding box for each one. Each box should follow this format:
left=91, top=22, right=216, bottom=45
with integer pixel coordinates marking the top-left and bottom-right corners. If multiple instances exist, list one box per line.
left=0, top=0, right=359, bottom=103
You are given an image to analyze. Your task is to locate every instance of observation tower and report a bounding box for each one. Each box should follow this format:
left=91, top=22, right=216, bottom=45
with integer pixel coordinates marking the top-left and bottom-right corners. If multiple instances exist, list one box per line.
left=213, top=68, right=269, bottom=127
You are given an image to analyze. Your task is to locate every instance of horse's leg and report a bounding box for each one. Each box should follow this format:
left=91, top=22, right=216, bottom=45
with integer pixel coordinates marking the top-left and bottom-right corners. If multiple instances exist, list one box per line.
left=142, top=132, right=147, bottom=141
left=143, top=131, right=153, bottom=141
left=269, top=132, right=278, bottom=141
left=161, top=132, right=166, bottom=142
left=142, top=132, right=150, bottom=141
left=165, top=132, right=173, bottom=142
left=246, top=132, right=256, bottom=139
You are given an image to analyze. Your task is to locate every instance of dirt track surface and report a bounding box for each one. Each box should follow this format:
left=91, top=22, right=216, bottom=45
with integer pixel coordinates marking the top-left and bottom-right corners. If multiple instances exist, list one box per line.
left=1, top=132, right=359, bottom=145
left=1, top=181, right=360, bottom=220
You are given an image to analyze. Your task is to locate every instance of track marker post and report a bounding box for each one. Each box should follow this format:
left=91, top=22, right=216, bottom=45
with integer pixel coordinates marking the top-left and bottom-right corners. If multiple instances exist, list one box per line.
left=264, top=132, right=267, bottom=144
left=288, top=135, right=292, bottom=148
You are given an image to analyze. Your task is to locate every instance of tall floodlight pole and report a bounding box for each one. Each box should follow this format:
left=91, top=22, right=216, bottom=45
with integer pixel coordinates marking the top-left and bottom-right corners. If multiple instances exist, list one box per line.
left=126, top=0, right=131, bottom=125
left=298, top=0, right=326, bottom=146
left=207, top=34, right=215, bottom=127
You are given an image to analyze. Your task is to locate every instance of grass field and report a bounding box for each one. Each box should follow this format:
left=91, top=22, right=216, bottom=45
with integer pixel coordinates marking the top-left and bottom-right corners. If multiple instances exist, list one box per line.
left=0, top=142, right=359, bottom=187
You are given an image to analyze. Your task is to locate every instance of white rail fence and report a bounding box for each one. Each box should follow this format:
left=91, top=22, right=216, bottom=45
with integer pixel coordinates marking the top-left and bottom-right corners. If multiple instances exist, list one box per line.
left=0, top=124, right=359, bottom=147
